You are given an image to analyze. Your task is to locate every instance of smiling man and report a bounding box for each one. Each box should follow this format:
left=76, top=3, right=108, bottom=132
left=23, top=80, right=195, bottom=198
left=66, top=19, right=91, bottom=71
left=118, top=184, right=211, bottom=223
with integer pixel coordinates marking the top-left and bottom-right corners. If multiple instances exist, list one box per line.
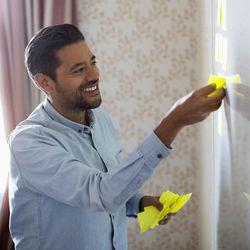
left=8, top=24, right=225, bottom=250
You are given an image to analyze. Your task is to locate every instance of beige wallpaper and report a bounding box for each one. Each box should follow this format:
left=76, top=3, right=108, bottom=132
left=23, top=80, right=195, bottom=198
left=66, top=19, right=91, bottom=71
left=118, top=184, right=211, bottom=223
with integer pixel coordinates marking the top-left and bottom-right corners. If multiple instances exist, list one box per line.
left=77, top=0, right=203, bottom=249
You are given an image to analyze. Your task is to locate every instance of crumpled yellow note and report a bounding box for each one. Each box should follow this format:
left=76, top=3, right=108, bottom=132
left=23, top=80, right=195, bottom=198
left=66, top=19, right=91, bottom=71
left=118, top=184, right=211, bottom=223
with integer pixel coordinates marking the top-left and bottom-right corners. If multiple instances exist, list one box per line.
left=137, top=190, right=192, bottom=234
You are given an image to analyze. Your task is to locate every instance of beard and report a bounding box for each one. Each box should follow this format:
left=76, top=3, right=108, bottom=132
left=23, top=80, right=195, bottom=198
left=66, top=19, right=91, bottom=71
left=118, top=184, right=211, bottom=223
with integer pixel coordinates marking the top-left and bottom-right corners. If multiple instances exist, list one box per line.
left=55, top=79, right=102, bottom=111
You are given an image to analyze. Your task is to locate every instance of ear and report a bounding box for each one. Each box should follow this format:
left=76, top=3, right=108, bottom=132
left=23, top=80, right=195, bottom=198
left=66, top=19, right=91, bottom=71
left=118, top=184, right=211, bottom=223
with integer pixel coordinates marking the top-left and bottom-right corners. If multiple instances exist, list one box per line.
left=34, top=73, right=55, bottom=94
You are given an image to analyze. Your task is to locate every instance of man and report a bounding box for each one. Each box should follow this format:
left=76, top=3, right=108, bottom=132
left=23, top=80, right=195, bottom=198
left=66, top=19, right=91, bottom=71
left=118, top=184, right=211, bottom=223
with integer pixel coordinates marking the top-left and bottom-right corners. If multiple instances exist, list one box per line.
left=8, top=24, right=225, bottom=250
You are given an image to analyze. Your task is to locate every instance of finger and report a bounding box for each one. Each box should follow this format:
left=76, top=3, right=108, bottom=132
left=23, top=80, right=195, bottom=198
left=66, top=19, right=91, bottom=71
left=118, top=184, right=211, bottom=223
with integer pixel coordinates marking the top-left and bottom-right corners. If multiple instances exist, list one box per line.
left=151, top=196, right=163, bottom=211
left=206, top=88, right=225, bottom=103
left=154, top=199, right=163, bottom=211
left=196, top=84, right=217, bottom=96
left=159, top=213, right=178, bottom=225
left=166, top=213, right=176, bottom=217
left=209, top=101, right=222, bottom=112
left=159, top=218, right=168, bottom=225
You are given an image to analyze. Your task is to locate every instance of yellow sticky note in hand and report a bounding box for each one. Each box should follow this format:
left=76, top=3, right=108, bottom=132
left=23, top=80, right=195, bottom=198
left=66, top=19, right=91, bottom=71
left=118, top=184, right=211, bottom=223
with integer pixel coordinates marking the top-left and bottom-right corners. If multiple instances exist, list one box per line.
left=208, top=75, right=226, bottom=96
left=157, top=191, right=178, bottom=221
left=137, top=190, right=192, bottom=234
left=137, top=206, right=160, bottom=234
left=169, top=193, right=192, bottom=213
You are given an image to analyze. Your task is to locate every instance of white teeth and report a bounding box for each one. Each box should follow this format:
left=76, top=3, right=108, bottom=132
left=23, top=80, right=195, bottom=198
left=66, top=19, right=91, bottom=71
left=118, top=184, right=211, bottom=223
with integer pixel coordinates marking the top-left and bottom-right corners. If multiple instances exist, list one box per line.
left=83, top=86, right=97, bottom=92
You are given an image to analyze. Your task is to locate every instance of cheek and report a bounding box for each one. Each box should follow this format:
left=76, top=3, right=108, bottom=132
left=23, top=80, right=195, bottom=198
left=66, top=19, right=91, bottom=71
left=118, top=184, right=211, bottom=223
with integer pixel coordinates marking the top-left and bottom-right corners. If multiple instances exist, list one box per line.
left=93, top=66, right=100, bottom=78
left=65, top=76, right=83, bottom=89
left=55, top=80, right=77, bottom=96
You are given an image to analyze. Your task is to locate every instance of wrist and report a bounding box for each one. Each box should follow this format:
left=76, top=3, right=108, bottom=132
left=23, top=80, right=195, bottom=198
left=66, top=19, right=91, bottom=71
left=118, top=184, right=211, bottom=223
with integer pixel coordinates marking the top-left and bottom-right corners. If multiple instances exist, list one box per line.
left=139, top=196, right=146, bottom=212
left=154, top=112, right=183, bottom=148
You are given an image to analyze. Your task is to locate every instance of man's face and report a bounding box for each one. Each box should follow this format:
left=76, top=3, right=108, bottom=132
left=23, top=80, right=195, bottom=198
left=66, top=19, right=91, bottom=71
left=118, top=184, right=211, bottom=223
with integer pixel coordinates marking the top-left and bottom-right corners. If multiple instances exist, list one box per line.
left=52, top=41, right=101, bottom=111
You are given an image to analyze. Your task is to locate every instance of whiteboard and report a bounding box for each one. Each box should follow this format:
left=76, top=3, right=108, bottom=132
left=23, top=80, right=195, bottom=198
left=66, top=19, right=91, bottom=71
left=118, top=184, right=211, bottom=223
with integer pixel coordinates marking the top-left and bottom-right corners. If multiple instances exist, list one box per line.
left=212, top=0, right=250, bottom=249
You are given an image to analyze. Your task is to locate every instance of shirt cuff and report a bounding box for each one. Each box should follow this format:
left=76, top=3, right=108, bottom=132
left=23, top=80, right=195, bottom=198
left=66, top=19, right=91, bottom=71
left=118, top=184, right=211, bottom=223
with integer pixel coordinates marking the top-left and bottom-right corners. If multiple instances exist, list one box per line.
left=126, top=192, right=144, bottom=218
left=138, top=131, right=172, bottom=168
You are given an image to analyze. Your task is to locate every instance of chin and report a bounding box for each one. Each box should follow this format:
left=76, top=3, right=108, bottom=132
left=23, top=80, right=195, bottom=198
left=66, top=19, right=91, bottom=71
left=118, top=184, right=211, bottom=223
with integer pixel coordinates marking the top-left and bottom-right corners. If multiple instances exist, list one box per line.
left=79, top=97, right=102, bottom=110
left=91, top=99, right=102, bottom=109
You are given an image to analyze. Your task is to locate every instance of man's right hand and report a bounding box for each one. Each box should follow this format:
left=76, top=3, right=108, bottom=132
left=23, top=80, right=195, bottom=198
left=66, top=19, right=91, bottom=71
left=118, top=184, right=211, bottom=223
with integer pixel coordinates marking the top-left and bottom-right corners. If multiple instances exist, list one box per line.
left=154, top=84, right=225, bottom=147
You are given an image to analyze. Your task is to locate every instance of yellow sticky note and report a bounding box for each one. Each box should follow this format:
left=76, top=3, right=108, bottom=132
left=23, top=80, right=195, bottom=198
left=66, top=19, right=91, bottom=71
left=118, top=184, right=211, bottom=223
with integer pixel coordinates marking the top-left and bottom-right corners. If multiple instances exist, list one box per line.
left=222, top=38, right=228, bottom=71
left=137, top=206, right=160, bottom=234
left=208, top=75, right=226, bottom=96
left=215, top=33, right=221, bottom=62
left=169, top=193, right=192, bottom=213
left=217, top=0, right=227, bottom=30
left=158, top=191, right=179, bottom=221
left=215, top=34, right=227, bottom=69
left=217, top=0, right=222, bottom=26
left=226, top=74, right=242, bottom=84
left=218, top=34, right=223, bottom=64
left=159, top=190, right=178, bottom=206
left=137, top=190, right=192, bottom=234
left=207, top=75, right=225, bottom=135
left=243, top=192, right=250, bottom=201
left=221, top=0, right=227, bottom=31
left=226, top=74, right=243, bottom=96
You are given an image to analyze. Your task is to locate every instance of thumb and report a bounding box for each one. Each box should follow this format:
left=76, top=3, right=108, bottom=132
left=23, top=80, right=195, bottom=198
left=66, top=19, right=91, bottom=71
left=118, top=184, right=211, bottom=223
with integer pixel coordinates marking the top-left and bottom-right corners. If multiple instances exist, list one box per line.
left=197, top=84, right=217, bottom=96
left=153, top=197, right=164, bottom=211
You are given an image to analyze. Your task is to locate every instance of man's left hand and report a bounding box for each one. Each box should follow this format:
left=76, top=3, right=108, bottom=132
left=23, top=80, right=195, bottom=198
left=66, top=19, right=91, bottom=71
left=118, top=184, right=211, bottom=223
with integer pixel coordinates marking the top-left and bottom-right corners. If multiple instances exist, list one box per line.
left=139, top=195, right=176, bottom=225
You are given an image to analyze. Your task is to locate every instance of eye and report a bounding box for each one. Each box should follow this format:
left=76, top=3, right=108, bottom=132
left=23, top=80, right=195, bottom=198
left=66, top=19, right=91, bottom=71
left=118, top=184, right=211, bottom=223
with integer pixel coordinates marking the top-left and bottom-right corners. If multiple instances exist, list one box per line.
left=92, top=61, right=97, bottom=66
left=73, top=67, right=85, bottom=74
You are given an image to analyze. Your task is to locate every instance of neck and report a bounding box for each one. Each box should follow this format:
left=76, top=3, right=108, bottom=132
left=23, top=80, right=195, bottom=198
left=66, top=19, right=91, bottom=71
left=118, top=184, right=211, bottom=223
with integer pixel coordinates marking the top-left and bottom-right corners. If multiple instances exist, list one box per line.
left=61, top=109, right=88, bottom=126
left=49, top=99, right=88, bottom=125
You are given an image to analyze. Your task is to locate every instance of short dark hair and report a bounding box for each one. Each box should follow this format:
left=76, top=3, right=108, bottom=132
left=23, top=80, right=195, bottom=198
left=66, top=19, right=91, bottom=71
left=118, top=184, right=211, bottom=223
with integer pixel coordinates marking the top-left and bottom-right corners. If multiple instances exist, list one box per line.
left=25, top=24, right=85, bottom=82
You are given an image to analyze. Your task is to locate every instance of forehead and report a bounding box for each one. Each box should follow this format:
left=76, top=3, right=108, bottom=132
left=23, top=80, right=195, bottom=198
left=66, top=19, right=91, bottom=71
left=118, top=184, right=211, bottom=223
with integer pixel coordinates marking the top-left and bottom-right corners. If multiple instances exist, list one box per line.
left=56, top=41, right=93, bottom=66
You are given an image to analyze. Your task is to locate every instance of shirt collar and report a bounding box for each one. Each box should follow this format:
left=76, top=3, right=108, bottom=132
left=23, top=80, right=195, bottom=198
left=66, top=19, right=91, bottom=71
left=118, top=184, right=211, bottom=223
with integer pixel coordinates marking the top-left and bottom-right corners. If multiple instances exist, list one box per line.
left=43, top=98, right=95, bottom=133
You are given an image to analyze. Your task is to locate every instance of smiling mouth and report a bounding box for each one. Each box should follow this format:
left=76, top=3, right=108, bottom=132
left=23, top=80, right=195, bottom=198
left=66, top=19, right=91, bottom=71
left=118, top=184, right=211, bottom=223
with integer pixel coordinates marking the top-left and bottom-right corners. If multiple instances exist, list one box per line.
left=81, top=84, right=100, bottom=96
left=79, top=79, right=100, bottom=95
left=83, top=85, right=97, bottom=92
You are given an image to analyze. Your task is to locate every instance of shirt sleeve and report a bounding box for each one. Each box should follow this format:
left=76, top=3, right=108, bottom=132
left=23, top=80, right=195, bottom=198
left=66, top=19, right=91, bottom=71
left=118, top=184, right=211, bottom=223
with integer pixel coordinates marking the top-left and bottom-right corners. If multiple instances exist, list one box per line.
left=9, top=127, right=171, bottom=214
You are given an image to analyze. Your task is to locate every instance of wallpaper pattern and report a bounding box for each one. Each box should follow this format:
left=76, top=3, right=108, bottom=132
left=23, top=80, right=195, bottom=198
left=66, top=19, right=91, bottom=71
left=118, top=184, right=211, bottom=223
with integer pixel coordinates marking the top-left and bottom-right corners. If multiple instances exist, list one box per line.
left=77, top=1, right=201, bottom=249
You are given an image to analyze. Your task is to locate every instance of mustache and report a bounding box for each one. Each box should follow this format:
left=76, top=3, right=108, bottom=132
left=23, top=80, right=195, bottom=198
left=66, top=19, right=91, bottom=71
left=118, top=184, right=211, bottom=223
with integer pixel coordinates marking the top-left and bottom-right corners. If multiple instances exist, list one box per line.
left=78, top=79, right=99, bottom=90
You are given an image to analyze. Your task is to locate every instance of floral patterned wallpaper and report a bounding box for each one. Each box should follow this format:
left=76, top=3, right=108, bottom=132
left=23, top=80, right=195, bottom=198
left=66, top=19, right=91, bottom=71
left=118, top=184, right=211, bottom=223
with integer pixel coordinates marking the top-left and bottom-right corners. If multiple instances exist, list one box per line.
left=77, top=0, right=202, bottom=249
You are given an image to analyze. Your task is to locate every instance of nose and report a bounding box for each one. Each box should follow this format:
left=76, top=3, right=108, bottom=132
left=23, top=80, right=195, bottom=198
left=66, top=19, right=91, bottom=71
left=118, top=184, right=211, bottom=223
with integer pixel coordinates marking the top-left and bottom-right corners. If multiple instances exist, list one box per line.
left=85, top=65, right=99, bottom=82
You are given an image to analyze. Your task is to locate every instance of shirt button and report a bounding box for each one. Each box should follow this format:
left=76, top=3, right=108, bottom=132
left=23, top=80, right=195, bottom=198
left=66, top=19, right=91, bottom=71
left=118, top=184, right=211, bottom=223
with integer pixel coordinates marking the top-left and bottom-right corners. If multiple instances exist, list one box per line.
left=157, top=153, right=163, bottom=159
left=78, top=129, right=82, bottom=133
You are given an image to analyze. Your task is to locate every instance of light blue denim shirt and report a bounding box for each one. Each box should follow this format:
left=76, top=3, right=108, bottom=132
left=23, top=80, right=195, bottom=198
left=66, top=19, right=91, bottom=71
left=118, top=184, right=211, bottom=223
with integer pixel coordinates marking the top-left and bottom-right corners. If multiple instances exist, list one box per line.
left=8, top=98, right=171, bottom=250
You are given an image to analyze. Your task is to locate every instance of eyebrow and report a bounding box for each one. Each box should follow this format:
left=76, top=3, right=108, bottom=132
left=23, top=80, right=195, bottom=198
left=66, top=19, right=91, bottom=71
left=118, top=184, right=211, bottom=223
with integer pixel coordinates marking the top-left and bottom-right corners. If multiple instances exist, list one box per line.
left=69, top=55, right=96, bottom=72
